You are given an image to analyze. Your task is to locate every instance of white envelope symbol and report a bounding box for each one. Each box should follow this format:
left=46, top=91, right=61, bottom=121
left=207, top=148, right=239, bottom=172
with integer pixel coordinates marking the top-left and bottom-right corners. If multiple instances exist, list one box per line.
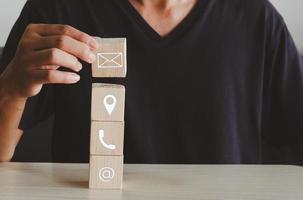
left=97, top=53, right=123, bottom=68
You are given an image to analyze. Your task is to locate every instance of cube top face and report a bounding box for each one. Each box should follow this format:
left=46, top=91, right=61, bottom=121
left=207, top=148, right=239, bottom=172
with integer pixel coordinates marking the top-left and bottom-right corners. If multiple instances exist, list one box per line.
left=89, top=155, right=123, bottom=189
left=92, top=37, right=127, bottom=77
left=92, top=83, right=124, bottom=89
left=91, top=84, right=125, bottom=122
left=90, top=121, right=124, bottom=156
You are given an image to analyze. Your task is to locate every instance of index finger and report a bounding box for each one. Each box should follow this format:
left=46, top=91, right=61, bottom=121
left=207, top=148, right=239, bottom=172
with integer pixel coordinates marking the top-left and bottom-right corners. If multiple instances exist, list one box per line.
left=29, top=24, right=98, bottom=50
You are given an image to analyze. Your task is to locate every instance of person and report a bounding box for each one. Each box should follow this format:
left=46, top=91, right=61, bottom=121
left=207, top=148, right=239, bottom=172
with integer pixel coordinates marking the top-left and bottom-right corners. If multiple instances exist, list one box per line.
left=0, top=0, right=302, bottom=164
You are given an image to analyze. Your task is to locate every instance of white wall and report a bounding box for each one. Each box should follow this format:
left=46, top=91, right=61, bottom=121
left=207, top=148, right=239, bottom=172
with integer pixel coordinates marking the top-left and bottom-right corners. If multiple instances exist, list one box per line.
left=271, top=0, right=303, bottom=53
left=0, top=0, right=26, bottom=46
left=0, top=0, right=302, bottom=53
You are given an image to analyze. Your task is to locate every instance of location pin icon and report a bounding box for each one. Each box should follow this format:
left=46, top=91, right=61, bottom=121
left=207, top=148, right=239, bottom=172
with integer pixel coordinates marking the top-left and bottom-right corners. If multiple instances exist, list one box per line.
left=103, top=95, right=117, bottom=115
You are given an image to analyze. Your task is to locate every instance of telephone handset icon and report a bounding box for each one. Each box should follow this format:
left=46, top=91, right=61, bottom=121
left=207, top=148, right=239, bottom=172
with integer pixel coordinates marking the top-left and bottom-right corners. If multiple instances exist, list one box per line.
left=98, top=129, right=116, bottom=150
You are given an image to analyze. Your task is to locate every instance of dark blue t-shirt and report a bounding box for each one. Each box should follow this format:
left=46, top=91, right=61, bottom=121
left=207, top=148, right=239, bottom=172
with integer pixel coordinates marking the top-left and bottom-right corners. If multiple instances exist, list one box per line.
left=1, top=0, right=303, bottom=163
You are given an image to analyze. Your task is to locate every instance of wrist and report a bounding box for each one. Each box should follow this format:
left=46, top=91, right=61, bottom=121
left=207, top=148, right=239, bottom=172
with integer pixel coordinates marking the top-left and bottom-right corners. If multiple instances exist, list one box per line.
left=0, top=73, right=27, bottom=103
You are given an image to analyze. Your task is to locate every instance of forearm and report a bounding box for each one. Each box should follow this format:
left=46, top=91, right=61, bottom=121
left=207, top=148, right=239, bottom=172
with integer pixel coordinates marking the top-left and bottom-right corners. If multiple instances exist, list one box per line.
left=0, top=77, right=26, bottom=161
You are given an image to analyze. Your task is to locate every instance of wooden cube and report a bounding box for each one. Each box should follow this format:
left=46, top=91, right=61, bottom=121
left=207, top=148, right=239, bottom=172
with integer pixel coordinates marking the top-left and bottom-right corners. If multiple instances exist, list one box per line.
left=90, top=121, right=124, bottom=156
left=91, top=83, right=125, bottom=122
left=89, top=155, right=123, bottom=189
left=92, top=37, right=127, bottom=77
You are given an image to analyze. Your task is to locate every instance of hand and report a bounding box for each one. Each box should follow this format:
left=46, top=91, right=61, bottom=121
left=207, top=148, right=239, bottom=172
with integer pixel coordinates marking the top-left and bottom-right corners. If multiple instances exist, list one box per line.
left=0, top=24, right=98, bottom=98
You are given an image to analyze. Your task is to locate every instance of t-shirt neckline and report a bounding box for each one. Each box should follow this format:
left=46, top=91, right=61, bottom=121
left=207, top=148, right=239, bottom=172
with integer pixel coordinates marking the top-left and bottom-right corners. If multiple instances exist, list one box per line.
left=118, top=0, right=205, bottom=44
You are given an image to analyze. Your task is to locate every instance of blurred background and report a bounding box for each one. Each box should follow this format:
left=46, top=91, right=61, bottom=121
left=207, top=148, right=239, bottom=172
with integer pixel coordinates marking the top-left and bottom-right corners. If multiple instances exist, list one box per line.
left=0, top=0, right=302, bottom=163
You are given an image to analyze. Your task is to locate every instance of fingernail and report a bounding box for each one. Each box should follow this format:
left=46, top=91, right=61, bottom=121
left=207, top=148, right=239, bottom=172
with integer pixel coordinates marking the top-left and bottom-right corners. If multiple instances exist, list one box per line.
left=89, top=38, right=99, bottom=50
left=77, top=62, right=83, bottom=71
left=68, top=74, right=80, bottom=82
left=89, top=53, right=96, bottom=63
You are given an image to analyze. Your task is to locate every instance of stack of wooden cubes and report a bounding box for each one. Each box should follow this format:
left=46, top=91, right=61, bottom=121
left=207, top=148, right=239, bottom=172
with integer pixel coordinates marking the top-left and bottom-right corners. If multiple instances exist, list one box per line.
left=89, top=37, right=127, bottom=189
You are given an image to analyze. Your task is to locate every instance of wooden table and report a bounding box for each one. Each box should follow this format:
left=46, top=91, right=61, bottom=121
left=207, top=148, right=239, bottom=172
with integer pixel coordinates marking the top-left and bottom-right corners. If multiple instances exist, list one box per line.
left=0, top=163, right=303, bottom=200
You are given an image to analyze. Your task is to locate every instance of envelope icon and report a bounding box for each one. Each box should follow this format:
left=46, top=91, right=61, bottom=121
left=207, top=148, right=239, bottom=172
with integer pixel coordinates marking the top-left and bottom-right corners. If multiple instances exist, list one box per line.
left=97, top=52, right=123, bottom=69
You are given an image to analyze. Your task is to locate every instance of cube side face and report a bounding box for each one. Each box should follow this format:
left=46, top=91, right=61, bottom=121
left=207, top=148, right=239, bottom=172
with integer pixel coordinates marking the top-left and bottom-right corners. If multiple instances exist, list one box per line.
left=89, top=155, right=123, bottom=189
left=91, top=84, right=125, bottom=121
left=90, top=121, right=124, bottom=155
left=92, top=37, right=127, bottom=77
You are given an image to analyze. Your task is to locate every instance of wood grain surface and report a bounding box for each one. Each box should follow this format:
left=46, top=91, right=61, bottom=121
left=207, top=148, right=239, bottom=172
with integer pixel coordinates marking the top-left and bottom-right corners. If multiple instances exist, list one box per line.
left=0, top=163, right=303, bottom=200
